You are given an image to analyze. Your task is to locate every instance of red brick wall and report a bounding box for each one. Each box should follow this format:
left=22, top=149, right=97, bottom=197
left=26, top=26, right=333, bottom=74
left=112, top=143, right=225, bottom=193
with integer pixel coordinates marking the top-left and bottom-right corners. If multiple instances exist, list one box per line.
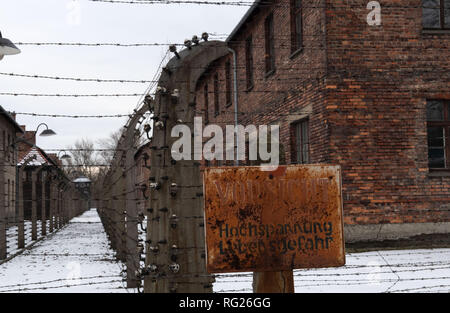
left=195, top=0, right=329, bottom=167
left=193, top=0, right=450, bottom=226
left=325, top=0, right=450, bottom=224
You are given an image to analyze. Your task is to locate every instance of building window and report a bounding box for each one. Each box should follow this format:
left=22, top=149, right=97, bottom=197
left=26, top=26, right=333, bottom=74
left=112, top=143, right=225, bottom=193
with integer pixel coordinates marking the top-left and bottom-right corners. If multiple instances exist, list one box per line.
left=291, top=119, right=309, bottom=164
left=225, top=61, right=232, bottom=106
left=427, top=99, right=450, bottom=169
left=2, top=131, right=5, bottom=160
left=11, top=180, right=14, bottom=211
left=6, top=179, right=11, bottom=211
left=204, top=84, right=209, bottom=124
left=423, top=0, right=450, bottom=29
left=7, top=134, right=10, bottom=162
left=26, top=170, right=32, bottom=182
left=264, top=13, right=275, bottom=74
left=214, top=73, right=220, bottom=116
left=245, top=36, right=254, bottom=89
left=290, top=0, right=303, bottom=53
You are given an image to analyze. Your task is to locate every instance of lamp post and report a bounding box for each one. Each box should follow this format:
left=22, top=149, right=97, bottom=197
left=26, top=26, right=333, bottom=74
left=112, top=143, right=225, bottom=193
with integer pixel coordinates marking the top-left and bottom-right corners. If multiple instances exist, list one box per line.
left=0, top=31, right=21, bottom=61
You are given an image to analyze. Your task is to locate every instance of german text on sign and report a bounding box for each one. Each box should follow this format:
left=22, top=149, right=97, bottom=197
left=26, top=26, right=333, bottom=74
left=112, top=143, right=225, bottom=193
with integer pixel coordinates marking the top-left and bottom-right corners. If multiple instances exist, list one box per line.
left=203, top=165, right=345, bottom=273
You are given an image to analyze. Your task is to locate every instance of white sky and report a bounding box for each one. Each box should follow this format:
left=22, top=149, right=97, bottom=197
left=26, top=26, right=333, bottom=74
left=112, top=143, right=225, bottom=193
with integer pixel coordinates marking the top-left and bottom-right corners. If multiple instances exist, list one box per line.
left=0, top=0, right=248, bottom=151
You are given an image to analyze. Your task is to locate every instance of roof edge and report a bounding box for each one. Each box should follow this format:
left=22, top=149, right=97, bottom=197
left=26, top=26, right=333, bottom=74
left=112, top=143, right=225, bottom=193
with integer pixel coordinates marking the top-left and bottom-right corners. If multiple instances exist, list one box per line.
left=0, top=105, right=25, bottom=134
left=226, top=0, right=262, bottom=43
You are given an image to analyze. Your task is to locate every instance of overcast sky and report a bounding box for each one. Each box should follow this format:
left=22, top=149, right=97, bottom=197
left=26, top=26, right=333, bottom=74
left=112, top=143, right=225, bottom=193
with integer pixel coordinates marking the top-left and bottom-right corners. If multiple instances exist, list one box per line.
left=0, top=0, right=248, bottom=152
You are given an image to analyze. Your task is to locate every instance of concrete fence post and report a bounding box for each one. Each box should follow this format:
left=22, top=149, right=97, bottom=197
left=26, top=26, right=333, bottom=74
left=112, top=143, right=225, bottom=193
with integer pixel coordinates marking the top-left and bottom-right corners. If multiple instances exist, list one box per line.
left=118, top=169, right=127, bottom=263
left=123, top=106, right=148, bottom=288
left=41, top=171, right=46, bottom=236
left=0, top=157, right=7, bottom=260
left=17, top=167, right=24, bottom=249
left=143, top=42, right=228, bottom=293
left=49, top=176, right=54, bottom=233
left=31, top=169, right=38, bottom=241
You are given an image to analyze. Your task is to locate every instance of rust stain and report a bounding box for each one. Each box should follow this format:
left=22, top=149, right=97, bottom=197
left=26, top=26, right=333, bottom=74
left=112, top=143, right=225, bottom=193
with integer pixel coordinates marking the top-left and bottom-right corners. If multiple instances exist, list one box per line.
left=203, top=165, right=346, bottom=273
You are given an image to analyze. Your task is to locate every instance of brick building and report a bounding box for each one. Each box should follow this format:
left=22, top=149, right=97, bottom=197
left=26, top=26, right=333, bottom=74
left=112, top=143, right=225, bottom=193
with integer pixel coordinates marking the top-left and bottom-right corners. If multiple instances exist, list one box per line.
left=0, top=106, right=24, bottom=224
left=190, top=0, right=450, bottom=241
left=17, top=132, right=61, bottom=221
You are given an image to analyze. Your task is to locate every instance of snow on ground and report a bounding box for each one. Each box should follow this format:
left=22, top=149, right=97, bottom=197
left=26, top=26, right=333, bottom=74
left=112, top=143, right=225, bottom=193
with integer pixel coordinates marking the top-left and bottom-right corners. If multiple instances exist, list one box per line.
left=0, top=209, right=127, bottom=293
left=214, top=248, right=450, bottom=293
left=1, top=208, right=449, bottom=293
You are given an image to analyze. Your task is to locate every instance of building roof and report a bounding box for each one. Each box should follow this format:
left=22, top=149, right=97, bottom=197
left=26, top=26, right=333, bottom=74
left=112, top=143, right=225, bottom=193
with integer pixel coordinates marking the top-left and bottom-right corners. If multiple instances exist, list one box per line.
left=0, top=105, right=25, bottom=133
left=18, top=143, right=58, bottom=167
left=226, top=0, right=262, bottom=43
left=73, top=177, right=92, bottom=183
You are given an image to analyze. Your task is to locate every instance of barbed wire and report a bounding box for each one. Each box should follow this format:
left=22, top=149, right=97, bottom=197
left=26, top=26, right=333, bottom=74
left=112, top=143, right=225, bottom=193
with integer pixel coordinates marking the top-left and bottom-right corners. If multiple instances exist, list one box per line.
left=88, top=0, right=441, bottom=9
left=89, top=0, right=256, bottom=6
left=9, top=112, right=139, bottom=118
left=2, top=85, right=447, bottom=98
left=14, top=42, right=184, bottom=47
left=4, top=68, right=448, bottom=86
left=0, top=92, right=144, bottom=97
left=0, top=279, right=125, bottom=293
left=0, top=275, right=123, bottom=290
left=0, top=72, right=152, bottom=84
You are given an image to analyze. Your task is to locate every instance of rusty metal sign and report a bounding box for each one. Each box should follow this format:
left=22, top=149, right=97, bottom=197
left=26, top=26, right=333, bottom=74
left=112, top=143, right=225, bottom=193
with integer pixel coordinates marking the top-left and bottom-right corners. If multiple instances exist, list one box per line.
left=203, top=165, right=345, bottom=273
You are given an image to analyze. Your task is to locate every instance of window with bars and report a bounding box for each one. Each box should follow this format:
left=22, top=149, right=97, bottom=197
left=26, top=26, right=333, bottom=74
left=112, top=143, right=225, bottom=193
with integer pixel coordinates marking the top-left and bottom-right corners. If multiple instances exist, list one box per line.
left=291, top=119, right=309, bottom=164
left=264, top=13, right=275, bottom=74
left=290, top=0, right=303, bottom=53
left=427, top=99, right=450, bottom=169
left=204, top=84, right=209, bottom=124
left=214, top=73, right=219, bottom=116
left=225, top=61, right=232, bottom=106
left=245, top=36, right=254, bottom=90
left=423, top=0, right=450, bottom=29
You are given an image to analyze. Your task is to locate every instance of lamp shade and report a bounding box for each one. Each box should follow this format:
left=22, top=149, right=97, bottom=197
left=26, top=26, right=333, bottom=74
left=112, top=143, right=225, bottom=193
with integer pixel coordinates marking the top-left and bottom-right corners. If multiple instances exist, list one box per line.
left=40, top=128, right=57, bottom=137
left=0, top=32, right=21, bottom=56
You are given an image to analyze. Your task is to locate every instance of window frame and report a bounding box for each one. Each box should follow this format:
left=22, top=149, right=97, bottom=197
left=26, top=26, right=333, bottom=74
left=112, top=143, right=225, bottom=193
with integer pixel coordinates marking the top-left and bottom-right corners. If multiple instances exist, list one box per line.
left=245, top=35, right=254, bottom=90
left=214, top=73, right=220, bottom=117
left=290, top=0, right=303, bottom=55
left=225, top=60, right=232, bottom=107
left=291, top=118, right=310, bottom=164
left=427, top=99, right=450, bottom=170
left=7, top=133, right=11, bottom=162
left=264, top=13, right=276, bottom=75
left=204, top=84, right=209, bottom=124
left=423, top=0, right=450, bottom=30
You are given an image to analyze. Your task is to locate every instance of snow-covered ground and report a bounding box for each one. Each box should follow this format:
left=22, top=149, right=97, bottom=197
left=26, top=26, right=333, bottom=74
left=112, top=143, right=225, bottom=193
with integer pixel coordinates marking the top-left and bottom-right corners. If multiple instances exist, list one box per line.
left=214, top=249, right=450, bottom=293
left=0, top=209, right=449, bottom=293
left=0, top=209, right=127, bottom=293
